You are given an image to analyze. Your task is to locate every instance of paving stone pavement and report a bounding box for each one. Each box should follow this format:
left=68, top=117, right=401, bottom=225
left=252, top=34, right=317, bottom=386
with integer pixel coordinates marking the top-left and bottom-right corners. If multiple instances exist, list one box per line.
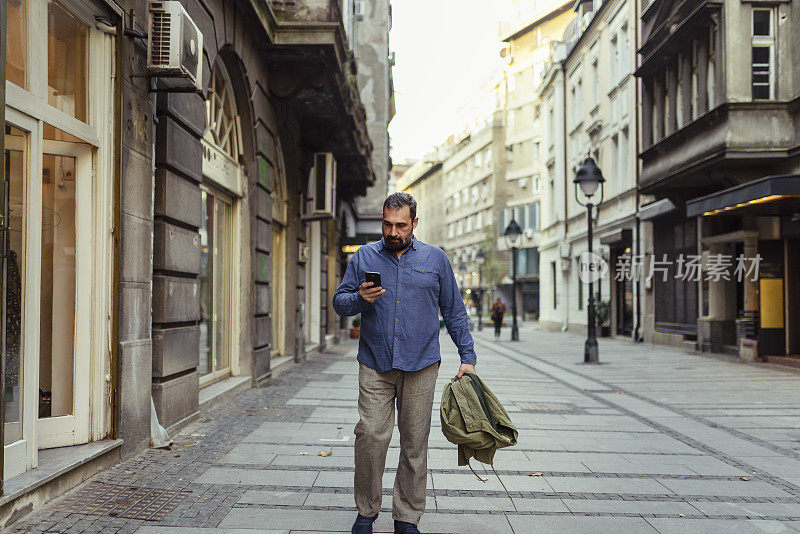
left=10, top=324, right=800, bottom=533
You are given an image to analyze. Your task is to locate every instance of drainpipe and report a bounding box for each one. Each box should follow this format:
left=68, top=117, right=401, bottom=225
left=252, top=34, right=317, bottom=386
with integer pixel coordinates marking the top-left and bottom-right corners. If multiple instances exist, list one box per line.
left=560, top=61, right=569, bottom=332
left=0, top=0, right=6, bottom=495
left=110, top=16, right=125, bottom=438
left=633, top=0, right=643, bottom=343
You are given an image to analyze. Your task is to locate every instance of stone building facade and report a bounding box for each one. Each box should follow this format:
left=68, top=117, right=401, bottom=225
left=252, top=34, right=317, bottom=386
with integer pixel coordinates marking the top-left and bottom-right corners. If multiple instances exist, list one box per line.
left=498, top=1, right=573, bottom=321
left=538, top=0, right=639, bottom=337
left=398, top=107, right=510, bottom=321
left=346, top=0, right=395, bottom=245
left=395, top=157, right=444, bottom=245
left=1, top=0, right=377, bottom=522
left=636, top=0, right=800, bottom=360
left=440, top=111, right=509, bottom=316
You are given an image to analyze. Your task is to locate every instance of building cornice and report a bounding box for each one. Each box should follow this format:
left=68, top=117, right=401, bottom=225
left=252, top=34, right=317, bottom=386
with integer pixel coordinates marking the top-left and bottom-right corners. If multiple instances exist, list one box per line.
left=501, top=1, right=574, bottom=42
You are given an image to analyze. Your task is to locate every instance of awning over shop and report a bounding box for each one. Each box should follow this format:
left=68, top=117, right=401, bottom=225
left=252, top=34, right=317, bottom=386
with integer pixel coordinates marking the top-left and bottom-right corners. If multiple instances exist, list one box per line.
left=686, top=174, right=800, bottom=218
left=639, top=198, right=677, bottom=221
left=600, top=228, right=632, bottom=245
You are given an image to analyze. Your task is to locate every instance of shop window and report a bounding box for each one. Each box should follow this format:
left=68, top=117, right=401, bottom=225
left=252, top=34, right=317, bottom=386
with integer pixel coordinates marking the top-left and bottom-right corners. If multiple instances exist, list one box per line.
left=47, top=0, right=89, bottom=122
left=3, top=125, right=26, bottom=445
left=6, top=0, right=28, bottom=88
left=3, top=0, right=115, bottom=481
left=199, top=189, right=233, bottom=383
left=39, top=152, right=77, bottom=418
left=654, top=217, right=698, bottom=333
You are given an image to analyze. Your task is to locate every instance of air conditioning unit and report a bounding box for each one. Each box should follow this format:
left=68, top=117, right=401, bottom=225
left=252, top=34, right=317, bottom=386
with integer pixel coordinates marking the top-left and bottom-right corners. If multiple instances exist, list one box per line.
left=308, top=153, right=337, bottom=218
left=519, top=178, right=527, bottom=188
left=558, top=243, right=571, bottom=258
left=147, top=1, right=203, bottom=91
left=354, top=0, right=366, bottom=20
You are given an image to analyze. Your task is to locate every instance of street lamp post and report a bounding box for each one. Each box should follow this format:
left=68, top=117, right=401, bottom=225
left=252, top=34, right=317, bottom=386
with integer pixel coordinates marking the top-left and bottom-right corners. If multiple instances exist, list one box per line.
left=476, top=248, right=485, bottom=331
left=503, top=219, right=522, bottom=341
left=574, top=157, right=605, bottom=364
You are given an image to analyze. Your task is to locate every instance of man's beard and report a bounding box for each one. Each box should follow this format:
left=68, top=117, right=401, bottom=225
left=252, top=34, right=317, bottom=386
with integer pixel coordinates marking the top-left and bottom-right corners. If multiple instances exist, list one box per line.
left=385, top=233, right=413, bottom=252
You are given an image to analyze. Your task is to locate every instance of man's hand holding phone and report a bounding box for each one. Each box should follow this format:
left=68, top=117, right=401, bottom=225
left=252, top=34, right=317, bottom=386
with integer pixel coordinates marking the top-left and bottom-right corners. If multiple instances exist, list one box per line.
left=359, top=281, right=385, bottom=303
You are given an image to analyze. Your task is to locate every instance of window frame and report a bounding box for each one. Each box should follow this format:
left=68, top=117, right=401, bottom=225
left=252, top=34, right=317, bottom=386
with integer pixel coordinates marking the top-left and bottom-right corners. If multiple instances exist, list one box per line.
left=751, top=8, right=775, bottom=101
left=3, top=0, right=118, bottom=474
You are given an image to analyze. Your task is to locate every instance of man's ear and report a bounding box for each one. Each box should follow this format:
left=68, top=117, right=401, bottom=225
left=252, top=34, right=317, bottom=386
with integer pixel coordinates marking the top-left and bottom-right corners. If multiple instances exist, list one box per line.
left=412, top=217, right=419, bottom=230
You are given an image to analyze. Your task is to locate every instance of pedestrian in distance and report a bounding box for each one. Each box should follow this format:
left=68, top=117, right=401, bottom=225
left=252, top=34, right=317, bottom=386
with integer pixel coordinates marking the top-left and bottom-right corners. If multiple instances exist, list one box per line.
left=333, top=192, right=477, bottom=534
left=490, top=298, right=506, bottom=340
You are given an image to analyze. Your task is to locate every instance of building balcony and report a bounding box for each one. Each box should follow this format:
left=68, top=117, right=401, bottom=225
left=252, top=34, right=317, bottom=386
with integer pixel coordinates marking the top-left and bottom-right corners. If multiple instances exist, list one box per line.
left=248, top=0, right=375, bottom=197
left=639, top=101, right=799, bottom=199
left=269, top=0, right=343, bottom=23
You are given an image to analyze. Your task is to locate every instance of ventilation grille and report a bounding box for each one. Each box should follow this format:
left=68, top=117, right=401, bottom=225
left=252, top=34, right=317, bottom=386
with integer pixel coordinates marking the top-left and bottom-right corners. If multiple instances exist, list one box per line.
left=150, top=10, right=171, bottom=67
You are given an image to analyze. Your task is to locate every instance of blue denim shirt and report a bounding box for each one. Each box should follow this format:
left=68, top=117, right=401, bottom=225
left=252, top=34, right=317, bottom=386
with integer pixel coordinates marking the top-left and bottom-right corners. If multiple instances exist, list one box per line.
left=333, top=236, right=477, bottom=372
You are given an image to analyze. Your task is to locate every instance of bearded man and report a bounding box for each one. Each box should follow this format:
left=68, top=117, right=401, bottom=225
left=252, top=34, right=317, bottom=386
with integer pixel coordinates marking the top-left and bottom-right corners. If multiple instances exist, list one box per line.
left=333, top=192, right=477, bottom=534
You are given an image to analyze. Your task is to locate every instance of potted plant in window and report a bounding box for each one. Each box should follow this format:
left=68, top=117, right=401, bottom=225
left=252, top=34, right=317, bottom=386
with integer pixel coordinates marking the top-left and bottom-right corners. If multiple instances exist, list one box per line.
left=350, top=317, right=361, bottom=339
left=595, top=300, right=611, bottom=337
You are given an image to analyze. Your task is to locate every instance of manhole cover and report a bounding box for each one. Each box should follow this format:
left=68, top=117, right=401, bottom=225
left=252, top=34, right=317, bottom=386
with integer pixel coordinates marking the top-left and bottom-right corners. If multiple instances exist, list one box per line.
left=515, top=402, right=580, bottom=413
left=52, top=482, right=191, bottom=521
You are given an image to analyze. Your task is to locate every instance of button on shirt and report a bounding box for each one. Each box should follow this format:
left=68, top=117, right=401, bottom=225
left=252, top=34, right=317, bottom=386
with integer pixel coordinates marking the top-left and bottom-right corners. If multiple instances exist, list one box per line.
left=333, top=237, right=476, bottom=372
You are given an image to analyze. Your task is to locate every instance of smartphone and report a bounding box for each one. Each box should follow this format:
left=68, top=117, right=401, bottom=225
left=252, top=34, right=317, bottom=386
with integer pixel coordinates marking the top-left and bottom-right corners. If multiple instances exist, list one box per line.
left=365, top=271, right=382, bottom=288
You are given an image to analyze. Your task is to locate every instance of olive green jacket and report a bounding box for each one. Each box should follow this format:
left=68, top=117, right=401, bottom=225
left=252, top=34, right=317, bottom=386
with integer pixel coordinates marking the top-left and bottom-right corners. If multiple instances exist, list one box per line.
left=440, top=372, right=518, bottom=466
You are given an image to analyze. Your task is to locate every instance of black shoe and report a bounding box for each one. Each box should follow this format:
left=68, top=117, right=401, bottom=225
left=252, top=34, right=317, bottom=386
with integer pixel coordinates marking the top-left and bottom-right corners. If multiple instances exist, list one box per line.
left=352, top=514, right=378, bottom=534
left=394, top=520, right=422, bottom=534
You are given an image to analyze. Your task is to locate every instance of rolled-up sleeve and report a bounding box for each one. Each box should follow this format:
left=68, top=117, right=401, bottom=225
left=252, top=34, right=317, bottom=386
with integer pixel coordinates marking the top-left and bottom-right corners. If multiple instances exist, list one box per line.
left=333, top=252, right=371, bottom=317
left=437, top=251, right=477, bottom=365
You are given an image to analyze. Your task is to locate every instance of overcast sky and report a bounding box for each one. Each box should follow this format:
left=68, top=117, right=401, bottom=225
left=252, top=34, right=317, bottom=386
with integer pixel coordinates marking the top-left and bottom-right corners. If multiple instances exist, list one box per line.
left=388, top=0, right=506, bottom=162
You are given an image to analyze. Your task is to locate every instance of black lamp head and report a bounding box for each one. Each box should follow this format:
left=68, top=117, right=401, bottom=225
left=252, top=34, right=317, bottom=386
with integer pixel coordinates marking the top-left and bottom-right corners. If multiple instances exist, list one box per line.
left=574, top=157, right=605, bottom=198
left=504, top=218, right=522, bottom=238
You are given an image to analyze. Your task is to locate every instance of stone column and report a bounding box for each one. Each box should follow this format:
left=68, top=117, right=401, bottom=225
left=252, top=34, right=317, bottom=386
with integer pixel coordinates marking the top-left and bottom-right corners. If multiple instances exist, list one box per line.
left=641, top=77, right=652, bottom=146
left=679, top=53, right=692, bottom=127
left=739, top=236, right=759, bottom=361
left=696, top=36, right=709, bottom=114
left=151, top=94, right=204, bottom=430
left=667, top=61, right=679, bottom=135
left=743, top=237, right=758, bottom=313
left=706, top=245, right=726, bottom=321
left=653, top=77, right=664, bottom=142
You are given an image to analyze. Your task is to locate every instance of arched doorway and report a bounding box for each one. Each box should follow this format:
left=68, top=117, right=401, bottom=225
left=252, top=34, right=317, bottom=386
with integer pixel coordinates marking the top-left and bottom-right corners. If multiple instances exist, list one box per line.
left=199, top=61, right=244, bottom=386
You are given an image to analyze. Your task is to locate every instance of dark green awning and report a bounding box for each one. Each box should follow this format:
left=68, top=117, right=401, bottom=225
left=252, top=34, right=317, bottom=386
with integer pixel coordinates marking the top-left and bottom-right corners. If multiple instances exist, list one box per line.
left=686, top=175, right=800, bottom=217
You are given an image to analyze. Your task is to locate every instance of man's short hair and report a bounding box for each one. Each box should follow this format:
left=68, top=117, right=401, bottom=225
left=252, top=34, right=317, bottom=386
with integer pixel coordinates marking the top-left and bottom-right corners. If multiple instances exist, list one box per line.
left=383, top=192, right=417, bottom=221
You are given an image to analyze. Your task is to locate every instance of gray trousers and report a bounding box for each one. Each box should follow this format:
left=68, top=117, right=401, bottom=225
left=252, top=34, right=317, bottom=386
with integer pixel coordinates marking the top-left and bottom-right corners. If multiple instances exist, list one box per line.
left=354, top=361, right=439, bottom=524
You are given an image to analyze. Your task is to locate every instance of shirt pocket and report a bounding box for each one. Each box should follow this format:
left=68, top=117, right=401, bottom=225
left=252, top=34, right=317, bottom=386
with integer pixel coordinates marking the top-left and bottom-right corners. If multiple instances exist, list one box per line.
left=452, top=381, right=482, bottom=433
left=410, top=265, right=439, bottom=290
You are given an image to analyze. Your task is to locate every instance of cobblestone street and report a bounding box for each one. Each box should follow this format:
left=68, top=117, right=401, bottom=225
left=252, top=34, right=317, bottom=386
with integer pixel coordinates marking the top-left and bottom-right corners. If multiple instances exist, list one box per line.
left=10, top=325, right=800, bottom=533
